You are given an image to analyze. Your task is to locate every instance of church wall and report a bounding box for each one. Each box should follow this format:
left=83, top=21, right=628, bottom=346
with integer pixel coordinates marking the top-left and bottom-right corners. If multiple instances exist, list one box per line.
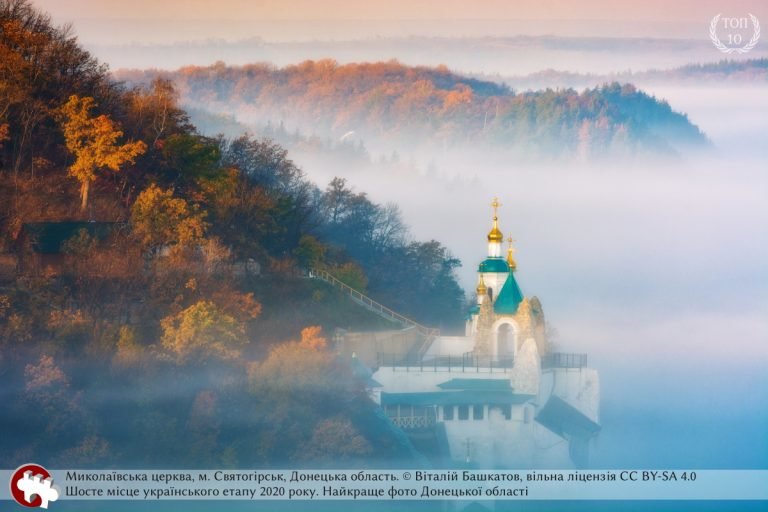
left=336, top=327, right=422, bottom=368
left=539, top=368, right=601, bottom=423
left=424, top=336, right=474, bottom=358
left=441, top=404, right=573, bottom=468
left=481, top=271, right=507, bottom=303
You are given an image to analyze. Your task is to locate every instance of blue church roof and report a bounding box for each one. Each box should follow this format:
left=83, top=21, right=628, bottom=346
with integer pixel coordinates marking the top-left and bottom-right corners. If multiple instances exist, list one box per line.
left=535, top=396, right=601, bottom=439
left=493, top=273, right=524, bottom=315
left=478, top=257, right=509, bottom=273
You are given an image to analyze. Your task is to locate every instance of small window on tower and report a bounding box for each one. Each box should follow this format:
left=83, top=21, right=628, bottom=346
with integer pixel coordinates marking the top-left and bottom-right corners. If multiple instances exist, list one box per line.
left=487, top=287, right=494, bottom=302
left=443, top=406, right=454, bottom=421
left=473, top=405, right=484, bottom=420
left=458, top=405, right=469, bottom=420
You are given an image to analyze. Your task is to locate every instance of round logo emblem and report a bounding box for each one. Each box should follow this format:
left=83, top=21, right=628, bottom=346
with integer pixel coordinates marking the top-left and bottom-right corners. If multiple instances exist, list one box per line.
left=10, top=464, right=60, bottom=509
left=710, top=14, right=761, bottom=54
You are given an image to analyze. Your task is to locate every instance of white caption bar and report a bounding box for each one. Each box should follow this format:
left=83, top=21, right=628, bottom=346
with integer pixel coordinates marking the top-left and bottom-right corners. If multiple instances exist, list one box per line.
left=1, top=470, right=767, bottom=501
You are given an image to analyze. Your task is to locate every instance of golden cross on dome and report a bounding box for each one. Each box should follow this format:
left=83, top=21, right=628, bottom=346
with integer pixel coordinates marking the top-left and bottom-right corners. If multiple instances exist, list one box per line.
left=490, top=197, right=502, bottom=218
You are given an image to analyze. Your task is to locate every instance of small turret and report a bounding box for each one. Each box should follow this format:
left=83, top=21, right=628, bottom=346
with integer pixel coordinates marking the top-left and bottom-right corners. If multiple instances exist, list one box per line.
left=487, top=197, right=503, bottom=257
left=506, top=237, right=517, bottom=272
left=476, top=272, right=488, bottom=304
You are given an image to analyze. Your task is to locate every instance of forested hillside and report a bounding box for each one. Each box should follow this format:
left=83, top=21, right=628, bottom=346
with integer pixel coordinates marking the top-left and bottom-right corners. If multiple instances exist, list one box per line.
left=487, top=58, right=768, bottom=90
left=118, top=60, right=709, bottom=157
left=0, top=0, right=463, bottom=467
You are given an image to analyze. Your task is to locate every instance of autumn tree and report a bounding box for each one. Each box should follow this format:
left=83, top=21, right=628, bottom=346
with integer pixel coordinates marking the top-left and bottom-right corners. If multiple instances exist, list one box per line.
left=248, top=326, right=337, bottom=392
left=59, top=94, right=146, bottom=211
left=130, top=183, right=207, bottom=253
left=1, top=0, right=116, bottom=174
left=246, top=326, right=375, bottom=463
left=160, top=300, right=245, bottom=366
left=21, top=354, right=91, bottom=451
left=124, top=77, right=190, bottom=147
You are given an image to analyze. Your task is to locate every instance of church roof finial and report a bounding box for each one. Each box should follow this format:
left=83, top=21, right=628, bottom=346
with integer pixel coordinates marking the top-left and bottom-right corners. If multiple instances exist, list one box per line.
left=506, top=236, right=517, bottom=272
left=487, top=197, right=503, bottom=243
left=476, top=272, right=488, bottom=296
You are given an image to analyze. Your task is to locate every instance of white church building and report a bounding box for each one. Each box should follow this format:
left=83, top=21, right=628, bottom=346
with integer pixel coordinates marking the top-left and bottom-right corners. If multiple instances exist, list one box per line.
left=370, top=199, right=601, bottom=469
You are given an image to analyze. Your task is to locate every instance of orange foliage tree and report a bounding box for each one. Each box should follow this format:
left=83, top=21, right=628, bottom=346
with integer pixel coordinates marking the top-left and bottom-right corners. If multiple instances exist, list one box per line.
left=160, top=300, right=246, bottom=366
left=59, top=95, right=146, bottom=211
left=130, top=183, right=207, bottom=253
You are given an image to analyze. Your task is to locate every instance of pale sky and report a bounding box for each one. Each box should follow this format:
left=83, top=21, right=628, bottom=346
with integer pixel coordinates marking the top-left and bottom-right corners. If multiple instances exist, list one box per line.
left=33, top=0, right=767, bottom=21
left=33, top=0, right=768, bottom=43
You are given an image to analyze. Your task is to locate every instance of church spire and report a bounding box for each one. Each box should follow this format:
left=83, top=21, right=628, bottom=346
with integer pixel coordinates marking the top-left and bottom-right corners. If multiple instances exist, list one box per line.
left=476, top=272, right=488, bottom=304
left=487, top=197, right=503, bottom=258
left=506, top=237, right=517, bottom=272
left=487, top=197, right=503, bottom=243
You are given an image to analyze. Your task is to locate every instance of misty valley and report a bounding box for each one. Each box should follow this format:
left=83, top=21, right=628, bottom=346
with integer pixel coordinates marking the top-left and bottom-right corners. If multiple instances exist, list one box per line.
left=1, top=4, right=767, bottom=507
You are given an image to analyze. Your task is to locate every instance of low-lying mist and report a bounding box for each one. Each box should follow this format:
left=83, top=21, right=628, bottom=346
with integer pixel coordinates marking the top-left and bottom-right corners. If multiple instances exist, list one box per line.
left=278, top=85, right=768, bottom=468
left=93, top=35, right=768, bottom=77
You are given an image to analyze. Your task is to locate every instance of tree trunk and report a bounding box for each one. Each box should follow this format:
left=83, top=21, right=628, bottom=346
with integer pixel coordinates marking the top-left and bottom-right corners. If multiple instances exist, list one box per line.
left=80, top=179, right=90, bottom=212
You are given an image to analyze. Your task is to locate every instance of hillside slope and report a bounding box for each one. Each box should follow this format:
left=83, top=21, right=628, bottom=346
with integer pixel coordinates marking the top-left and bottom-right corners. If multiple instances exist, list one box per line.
left=118, top=60, right=709, bottom=157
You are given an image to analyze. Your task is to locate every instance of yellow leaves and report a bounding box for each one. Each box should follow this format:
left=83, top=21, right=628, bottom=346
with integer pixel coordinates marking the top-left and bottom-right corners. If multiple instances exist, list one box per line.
left=160, top=300, right=246, bottom=366
left=176, top=215, right=208, bottom=247
left=59, top=95, right=146, bottom=210
left=200, top=237, right=231, bottom=275
left=89, top=115, right=146, bottom=171
left=299, top=325, right=327, bottom=351
left=248, top=326, right=338, bottom=394
left=130, top=183, right=208, bottom=250
left=47, top=308, right=89, bottom=334
left=210, top=289, right=262, bottom=322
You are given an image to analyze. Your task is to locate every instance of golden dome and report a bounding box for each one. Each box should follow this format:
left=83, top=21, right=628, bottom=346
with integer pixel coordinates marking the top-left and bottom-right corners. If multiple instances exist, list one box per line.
left=487, top=197, right=503, bottom=242
left=476, top=273, right=487, bottom=295
left=488, top=218, right=503, bottom=242
left=506, top=237, right=517, bottom=271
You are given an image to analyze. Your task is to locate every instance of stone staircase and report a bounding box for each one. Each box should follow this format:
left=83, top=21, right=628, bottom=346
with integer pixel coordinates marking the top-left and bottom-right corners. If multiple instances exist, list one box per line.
left=309, top=268, right=438, bottom=359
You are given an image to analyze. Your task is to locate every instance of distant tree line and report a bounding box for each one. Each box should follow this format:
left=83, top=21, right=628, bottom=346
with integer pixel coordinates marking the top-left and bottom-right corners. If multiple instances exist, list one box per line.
left=118, top=59, right=709, bottom=157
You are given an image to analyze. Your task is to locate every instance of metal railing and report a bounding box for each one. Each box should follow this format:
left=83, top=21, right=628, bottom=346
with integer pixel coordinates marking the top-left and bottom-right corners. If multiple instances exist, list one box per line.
left=380, top=352, right=588, bottom=371
left=389, top=415, right=436, bottom=430
left=541, top=352, right=588, bottom=369
left=377, top=352, right=515, bottom=373
left=309, top=268, right=440, bottom=339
